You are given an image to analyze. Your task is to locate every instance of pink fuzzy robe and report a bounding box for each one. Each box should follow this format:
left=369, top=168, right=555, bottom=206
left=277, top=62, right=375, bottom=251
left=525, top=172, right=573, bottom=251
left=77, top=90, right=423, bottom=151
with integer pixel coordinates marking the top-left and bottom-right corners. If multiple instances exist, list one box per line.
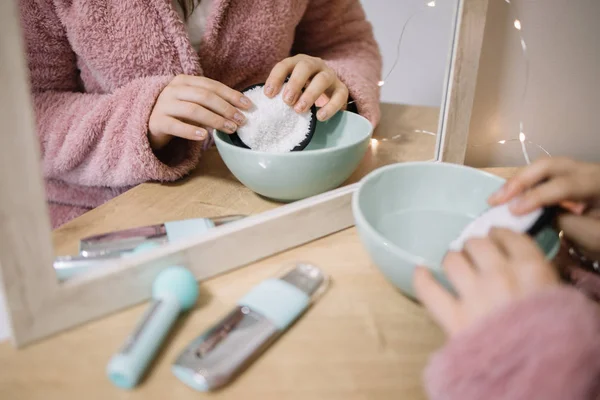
left=424, top=248, right=600, bottom=400
left=18, top=0, right=383, bottom=229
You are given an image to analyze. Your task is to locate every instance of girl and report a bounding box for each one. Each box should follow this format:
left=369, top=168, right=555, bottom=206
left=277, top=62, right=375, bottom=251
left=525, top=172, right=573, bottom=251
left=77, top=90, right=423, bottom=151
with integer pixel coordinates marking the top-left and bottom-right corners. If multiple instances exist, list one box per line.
left=19, top=0, right=382, bottom=228
left=416, top=157, right=600, bottom=399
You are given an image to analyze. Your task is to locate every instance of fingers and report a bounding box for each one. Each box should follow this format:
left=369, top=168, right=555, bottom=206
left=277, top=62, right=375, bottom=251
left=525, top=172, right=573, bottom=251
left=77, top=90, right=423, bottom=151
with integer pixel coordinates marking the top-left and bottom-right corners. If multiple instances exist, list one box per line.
left=156, top=116, right=208, bottom=141
left=284, top=59, right=320, bottom=106
left=167, top=101, right=238, bottom=134
left=488, top=228, right=545, bottom=263
left=317, top=84, right=349, bottom=121
left=558, top=214, right=600, bottom=255
left=174, top=75, right=252, bottom=110
left=295, top=71, right=335, bottom=113
left=509, top=176, right=589, bottom=215
left=443, top=251, right=478, bottom=295
left=489, top=157, right=575, bottom=205
left=264, top=56, right=347, bottom=119
left=264, top=58, right=296, bottom=98
left=560, top=200, right=587, bottom=215
left=175, top=86, right=246, bottom=127
left=414, top=266, right=460, bottom=335
left=315, top=93, right=330, bottom=108
left=463, top=238, right=507, bottom=273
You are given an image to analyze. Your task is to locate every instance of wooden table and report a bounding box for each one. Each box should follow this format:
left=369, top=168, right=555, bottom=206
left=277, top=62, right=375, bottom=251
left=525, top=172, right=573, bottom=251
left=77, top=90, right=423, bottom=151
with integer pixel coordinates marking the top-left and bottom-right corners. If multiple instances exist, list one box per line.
left=0, top=104, right=519, bottom=400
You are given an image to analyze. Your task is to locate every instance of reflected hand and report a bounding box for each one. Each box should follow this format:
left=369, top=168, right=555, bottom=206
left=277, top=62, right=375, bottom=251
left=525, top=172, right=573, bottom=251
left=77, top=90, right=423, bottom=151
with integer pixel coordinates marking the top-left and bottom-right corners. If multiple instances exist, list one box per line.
left=414, top=228, right=560, bottom=337
left=264, top=54, right=349, bottom=122
left=489, top=157, right=600, bottom=259
left=148, top=75, right=253, bottom=150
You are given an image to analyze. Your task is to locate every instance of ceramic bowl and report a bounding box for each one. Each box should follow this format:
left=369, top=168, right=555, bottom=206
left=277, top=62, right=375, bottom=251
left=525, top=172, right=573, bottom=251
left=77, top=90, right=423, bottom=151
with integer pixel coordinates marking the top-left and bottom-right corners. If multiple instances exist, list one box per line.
left=352, top=162, right=560, bottom=298
left=214, top=111, right=373, bottom=202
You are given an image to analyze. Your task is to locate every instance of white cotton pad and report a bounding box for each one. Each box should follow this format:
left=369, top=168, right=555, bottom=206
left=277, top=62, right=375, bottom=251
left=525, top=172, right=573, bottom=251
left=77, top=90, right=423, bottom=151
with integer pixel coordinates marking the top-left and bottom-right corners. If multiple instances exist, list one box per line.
left=448, top=200, right=545, bottom=252
left=236, top=84, right=315, bottom=153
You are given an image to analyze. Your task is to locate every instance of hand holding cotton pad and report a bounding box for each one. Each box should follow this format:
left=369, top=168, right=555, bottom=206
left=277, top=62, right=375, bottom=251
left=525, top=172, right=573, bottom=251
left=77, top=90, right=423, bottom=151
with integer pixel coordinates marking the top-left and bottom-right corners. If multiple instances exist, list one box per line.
left=448, top=200, right=557, bottom=252
left=229, top=83, right=317, bottom=153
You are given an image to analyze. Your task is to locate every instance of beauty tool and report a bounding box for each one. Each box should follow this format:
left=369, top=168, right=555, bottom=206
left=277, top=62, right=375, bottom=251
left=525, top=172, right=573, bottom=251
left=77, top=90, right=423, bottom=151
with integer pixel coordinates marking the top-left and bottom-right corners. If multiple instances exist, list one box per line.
left=229, top=83, right=317, bottom=152
left=171, top=263, right=329, bottom=391
left=106, top=262, right=199, bottom=389
left=54, top=242, right=175, bottom=281
left=79, top=215, right=245, bottom=258
left=54, top=253, right=120, bottom=281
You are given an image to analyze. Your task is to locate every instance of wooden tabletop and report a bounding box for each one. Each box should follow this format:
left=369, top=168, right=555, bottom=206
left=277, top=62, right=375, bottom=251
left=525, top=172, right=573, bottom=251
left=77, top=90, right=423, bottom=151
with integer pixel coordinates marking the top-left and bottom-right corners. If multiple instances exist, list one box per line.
left=0, top=103, right=519, bottom=400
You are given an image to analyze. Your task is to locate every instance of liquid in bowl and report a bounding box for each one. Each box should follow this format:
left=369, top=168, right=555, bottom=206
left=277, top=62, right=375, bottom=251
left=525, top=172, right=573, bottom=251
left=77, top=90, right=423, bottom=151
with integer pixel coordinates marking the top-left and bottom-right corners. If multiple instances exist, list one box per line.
left=374, top=209, right=475, bottom=266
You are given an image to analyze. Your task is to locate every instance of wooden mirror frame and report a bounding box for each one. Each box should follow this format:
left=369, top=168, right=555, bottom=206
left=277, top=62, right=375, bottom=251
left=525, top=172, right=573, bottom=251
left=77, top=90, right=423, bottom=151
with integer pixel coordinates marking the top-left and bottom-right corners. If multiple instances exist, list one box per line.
left=0, top=0, right=488, bottom=346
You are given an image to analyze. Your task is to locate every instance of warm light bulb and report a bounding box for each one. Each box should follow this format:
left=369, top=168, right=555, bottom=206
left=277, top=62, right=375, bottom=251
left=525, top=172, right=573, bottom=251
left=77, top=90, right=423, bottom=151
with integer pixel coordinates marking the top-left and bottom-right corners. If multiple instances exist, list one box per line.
left=371, top=139, right=379, bottom=151
left=377, top=80, right=385, bottom=87
left=519, top=132, right=526, bottom=142
left=498, top=140, right=506, bottom=144
left=427, top=1, right=436, bottom=7
left=514, top=19, right=522, bottom=30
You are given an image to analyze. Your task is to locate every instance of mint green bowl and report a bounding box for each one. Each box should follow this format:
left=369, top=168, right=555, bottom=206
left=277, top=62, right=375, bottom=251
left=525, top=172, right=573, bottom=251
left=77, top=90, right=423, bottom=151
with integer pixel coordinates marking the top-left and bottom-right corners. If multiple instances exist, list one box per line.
left=352, top=162, right=560, bottom=298
left=214, top=111, right=373, bottom=202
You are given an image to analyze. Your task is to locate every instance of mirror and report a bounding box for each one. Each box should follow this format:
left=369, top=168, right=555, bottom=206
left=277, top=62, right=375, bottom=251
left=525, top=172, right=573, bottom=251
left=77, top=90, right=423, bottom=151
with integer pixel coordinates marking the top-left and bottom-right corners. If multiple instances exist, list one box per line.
left=0, top=0, right=487, bottom=345
left=35, top=0, right=462, bottom=281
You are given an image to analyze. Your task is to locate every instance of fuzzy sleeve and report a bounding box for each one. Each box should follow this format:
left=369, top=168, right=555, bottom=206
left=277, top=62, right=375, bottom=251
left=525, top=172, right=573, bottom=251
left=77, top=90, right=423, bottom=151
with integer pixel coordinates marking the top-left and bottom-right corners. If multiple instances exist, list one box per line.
left=424, top=287, right=600, bottom=400
left=19, top=0, right=202, bottom=188
left=293, top=0, right=382, bottom=126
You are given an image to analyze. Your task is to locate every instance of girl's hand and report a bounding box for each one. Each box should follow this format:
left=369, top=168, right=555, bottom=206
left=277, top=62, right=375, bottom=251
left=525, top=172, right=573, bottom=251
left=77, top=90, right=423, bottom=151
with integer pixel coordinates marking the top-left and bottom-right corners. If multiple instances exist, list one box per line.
left=148, top=75, right=252, bottom=150
left=264, top=54, right=349, bottom=122
left=488, top=157, right=600, bottom=258
left=414, top=228, right=560, bottom=337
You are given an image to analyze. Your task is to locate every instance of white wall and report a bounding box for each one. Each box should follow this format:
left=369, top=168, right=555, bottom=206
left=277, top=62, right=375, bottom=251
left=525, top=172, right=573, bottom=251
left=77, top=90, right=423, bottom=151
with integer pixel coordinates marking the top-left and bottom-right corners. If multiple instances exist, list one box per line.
left=466, top=0, right=600, bottom=167
left=362, top=0, right=600, bottom=166
left=360, top=0, right=458, bottom=107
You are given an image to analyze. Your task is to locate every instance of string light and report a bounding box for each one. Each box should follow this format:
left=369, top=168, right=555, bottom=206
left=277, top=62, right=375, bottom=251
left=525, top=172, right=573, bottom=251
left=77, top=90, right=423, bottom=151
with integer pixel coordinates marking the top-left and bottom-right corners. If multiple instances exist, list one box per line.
left=378, top=1, right=436, bottom=87
left=513, top=19, right=522, bottom=30
left=364, top=0, right=548, bottom=166
left=472, top=138, right=550, bottom=158
left=370, top=138, right=379, bottom=150
left=470, top=0, right=547, bottom=165
left=349, top=1, right=434, bottom=106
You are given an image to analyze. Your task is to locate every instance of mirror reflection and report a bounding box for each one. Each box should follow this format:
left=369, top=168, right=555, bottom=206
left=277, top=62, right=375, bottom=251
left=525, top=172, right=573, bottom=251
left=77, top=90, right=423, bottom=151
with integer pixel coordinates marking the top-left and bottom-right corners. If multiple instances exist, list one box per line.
left=26, top=0, right=459, bottom=280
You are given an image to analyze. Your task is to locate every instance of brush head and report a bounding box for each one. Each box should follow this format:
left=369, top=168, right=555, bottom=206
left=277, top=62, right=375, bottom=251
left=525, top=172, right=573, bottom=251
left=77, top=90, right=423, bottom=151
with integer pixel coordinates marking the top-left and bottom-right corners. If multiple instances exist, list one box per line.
left=152, top=266, right=199, bottom=310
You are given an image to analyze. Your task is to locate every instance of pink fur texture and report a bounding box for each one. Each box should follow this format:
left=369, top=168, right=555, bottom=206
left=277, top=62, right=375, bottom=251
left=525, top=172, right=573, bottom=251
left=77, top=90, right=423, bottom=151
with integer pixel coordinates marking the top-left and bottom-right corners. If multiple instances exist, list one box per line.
left=425, top=286, right=600, bottom=399
left=19, top=0, right=382, bottom=228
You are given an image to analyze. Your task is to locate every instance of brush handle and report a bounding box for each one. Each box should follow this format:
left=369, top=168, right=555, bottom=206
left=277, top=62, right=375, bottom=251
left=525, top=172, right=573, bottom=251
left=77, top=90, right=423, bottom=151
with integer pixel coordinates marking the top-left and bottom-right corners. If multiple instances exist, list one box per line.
left=106, top=296, right=180, bottom=389
left=106, top=265, right=199, bottom=389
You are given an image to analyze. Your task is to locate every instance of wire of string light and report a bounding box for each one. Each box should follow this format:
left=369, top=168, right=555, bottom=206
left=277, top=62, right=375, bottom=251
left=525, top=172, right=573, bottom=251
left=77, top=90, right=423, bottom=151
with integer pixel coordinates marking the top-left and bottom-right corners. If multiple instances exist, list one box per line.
left=469, top=0, right=552, bottom=164
left=348, top=0, right=436, bottom=107
left=370, top=0, right=551, bottom=165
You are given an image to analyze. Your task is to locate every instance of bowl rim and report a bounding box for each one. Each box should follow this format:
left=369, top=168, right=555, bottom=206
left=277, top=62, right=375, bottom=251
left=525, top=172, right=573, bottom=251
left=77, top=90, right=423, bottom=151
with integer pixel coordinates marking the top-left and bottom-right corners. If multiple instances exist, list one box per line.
left=213, top=110, right=373, bottom=157
left=351, top=161, right=506, bottom=268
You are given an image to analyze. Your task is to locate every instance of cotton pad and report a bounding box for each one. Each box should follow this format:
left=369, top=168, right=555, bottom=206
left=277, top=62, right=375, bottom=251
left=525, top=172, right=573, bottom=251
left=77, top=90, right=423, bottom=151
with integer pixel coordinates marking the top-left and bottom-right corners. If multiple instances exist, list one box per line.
left=231, top=83, right=317, bottom=153
left=448, top=200, right=556, bottom=252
